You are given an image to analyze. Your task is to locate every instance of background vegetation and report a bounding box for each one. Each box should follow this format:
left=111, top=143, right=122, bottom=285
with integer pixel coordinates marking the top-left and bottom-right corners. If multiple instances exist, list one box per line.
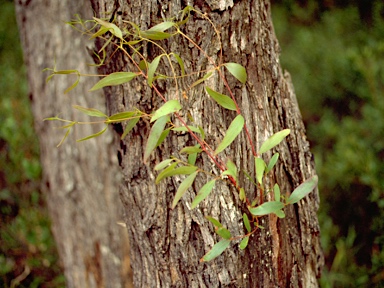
left=0, top=0, right=382, bottom=287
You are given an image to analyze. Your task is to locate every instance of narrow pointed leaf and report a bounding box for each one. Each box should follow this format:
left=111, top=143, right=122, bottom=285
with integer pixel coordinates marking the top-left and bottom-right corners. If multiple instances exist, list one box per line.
left=239, top=187, right=246, bottom=202
left=205, top=87, right=237, bottom=111
left=155, top=159, right=174, bottom=171
left=156, top=165, right=198, bottom=184
left=239, top=236, right=249, bottom=250
left=108, top=111, right=138, bottom=122
left=255, top=157, right=266, bottom=185
left=224, top=62, right=247, bottom=84
left=201, top=239, right=231, bottom=262
left=93, top=17, right=123, bottom=39
left=216, top=227, right=231, bottom=239
left=77, top=126, right=108, bottom=142
left=144, top=115, right=168, bottom=163
left=206, top=216, right=222, bottom=228
left=259, top=129, right=290, bottom=154
left=190, top=72, right=212, bottom=89
left=188, top=152, right=198, bottom=166
left=172, top=171, right=198, bottom=208
left=171, top=53, right=185, bottom=75
left=249, top=201, right=284, bottom=216
left=57, top=128, right=71, bottom=147
left=90, top=72, right=137, bottom=91
left=191, top=179, right=216, bottom=209
left=148, top=21, right=174, bottom=32
left=156, top=128, right=171, bottom=148
left=180, top=146, right=203, bottom=154
left=155, top=163, right=178, bottom=183
left=148, top=55, right=162, bottom=87
left=266, top=153, right=280, bottom=173
left=140, top=30, right=172, bottom=40
left=287, top=175, right=318, bottom=204
left=214, top=114, right=244, bottom=155
left=243, top=213, right=251, bottom=233
left=121, top=117, right=140, bottom=139
left=73, top=105, right=107, bottom=118
left=274, top=183, right=281, bottom=202
left=151, top=100, right=181, bottom=122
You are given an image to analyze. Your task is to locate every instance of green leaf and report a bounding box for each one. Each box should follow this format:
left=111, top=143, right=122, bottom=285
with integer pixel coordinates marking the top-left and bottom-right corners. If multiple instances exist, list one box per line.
left=57, top=128, right=71, bottom=147
left=287, top=175, right=318, bottom=204
left=93, top=17, right=123, bottom=39
left=140, top=30, right=172, bottom=40
left=249, top=201, right=284, bottom=216
left=259, top=129, right=290, bottom=154
left=76, top=126, right=108, bottom=142
left=151, top=100, right=181, bottom=122
left=255, top=157, right=266, bottom=185
left=239, top=236, right=249, bottom=250
left=205, top=87, right=237, bottom=111
left=214, top=115, right=244, bottom=155
left=73, top=105, right=107, bottom=118
left=155, top=165, right=198, bottom=184
left=148, top=21, right=174, bottom=32
left=274, top=183, right=281, bottom=202
left=156, top=128, right=171, bottom=147
left=180, top=146, right=203, bottom=154
left=224, top=63, right=247, bottom=84
left=188, top=152, right=198, bottom=166
left=144, top=115, right=168, bottom=163
left=121, top=117, right=140, bottom=139
left=155, top=159, right=174, bottom=171
left=239, top=187, right=246, bottom=202
left=206, top=216, right=222, bottom=228
left=266, top=153, right=280, bottom=173
left=201, top=239, right=231, bottom=262
left=147, top=55, right=162, bottom=87
left=216, top=227, right=231, bottom=240
left=90, top=72, right=137, bottom=91
left=191, top=179, right=216, bottom=209
left=172, top=171, right=198, bottom=208
left=275, top=210, right=285, bottom=218
left=107, top=111, right=138, bottom=122
left=226, top=159, right=237, bottom=177
left=190, top=72, right=213, bottom=89
left=243, top=213, right=251, bottom=233
left=171, top=53, right=185, bottom=76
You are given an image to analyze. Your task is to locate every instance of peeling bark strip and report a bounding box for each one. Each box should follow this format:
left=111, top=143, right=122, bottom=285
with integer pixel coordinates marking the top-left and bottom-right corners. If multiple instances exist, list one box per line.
left=90, top=0, right=323, bottom=287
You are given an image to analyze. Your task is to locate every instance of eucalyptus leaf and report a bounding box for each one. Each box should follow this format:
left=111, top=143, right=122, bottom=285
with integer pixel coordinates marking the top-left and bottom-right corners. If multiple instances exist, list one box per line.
left=151, top=100, right=181, bottom=122
left=239, top=236, right=249, bottom=250
left=266, top=153, right=280, bottom=173
left=154, top=159, right=174, bottom=171
left=287, top=175, right=318, bottom=204
left=121, top=117, right=140, bottom=139
left=274, top=183, right=281, bottom=202
left=249, top=201, right=284, bottom=216
left=172, top=171, right=198, bottom=208
left=201, top=239, right=231, bottom=262
left=243, top=213, right=251, bottom=233
left=144, top=115, right=168, bottom=163
left=206, top=216, right=222, bottom=228
left=90, top=72, right=137, bottom=91
left=255, top=157, right=266, bottom=185
left=214, top=115, right=244, bottom=155
left=148, top=55, right=162, bottom=87
left=259, top=129, right=290, bottom=154
left=191, top=179, right=216, bottom=209
left=76, top=126, right=108, bottom=142
left=216, top=227, right=231, bottom=240
left=205, top=87, right=237, bottom=111
left=156, top=165, right=198, bottom=184
left=224, top=62, right=247, bottom=84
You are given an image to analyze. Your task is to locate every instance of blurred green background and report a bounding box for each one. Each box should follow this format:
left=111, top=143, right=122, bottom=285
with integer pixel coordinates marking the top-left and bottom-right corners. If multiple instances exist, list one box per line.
left=0, top=0, right=383, bottom=287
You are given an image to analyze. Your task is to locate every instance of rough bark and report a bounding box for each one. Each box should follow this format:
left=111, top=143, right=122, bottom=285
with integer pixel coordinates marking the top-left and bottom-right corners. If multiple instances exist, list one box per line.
left=87, top=0, right=324, bottom=287
left=15, top=0, right=132, bottom=287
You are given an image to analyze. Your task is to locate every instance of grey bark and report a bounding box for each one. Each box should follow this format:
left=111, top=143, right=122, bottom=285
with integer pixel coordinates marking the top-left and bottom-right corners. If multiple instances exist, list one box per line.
left=15, top=0, right=132, bottom=287
left=90, top=0, right=324, bottom=287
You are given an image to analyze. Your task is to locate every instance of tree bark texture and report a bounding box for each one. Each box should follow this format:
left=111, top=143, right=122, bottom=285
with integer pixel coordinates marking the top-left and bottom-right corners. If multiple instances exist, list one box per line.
left=89, top=0, right=324, bottom=287
left=15, top=0, right=132, bottom=287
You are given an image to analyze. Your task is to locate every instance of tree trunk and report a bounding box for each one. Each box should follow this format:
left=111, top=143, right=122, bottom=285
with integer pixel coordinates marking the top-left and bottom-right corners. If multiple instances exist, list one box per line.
left=89, top=0, right=324, bottom=287
left=15, top=1, right=132, bottom=287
